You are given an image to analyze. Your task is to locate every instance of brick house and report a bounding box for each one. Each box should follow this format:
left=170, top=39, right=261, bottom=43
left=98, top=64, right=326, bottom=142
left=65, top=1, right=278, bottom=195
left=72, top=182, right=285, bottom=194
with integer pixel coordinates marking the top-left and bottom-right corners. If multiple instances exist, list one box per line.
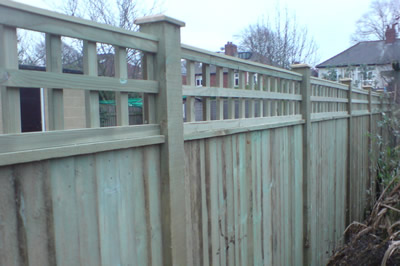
left=182, top=42, right=261, bottom=121
left=182, top=42, right=256, bottom=88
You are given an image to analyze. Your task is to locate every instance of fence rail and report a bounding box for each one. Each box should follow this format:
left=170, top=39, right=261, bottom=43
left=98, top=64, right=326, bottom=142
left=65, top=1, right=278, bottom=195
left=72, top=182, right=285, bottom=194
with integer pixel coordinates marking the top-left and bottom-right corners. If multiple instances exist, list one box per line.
left=182, top=45, right=303, bottom=126
left=0, top=1, right=394, bottom=266
left=0, top=0, right=158, bottom=52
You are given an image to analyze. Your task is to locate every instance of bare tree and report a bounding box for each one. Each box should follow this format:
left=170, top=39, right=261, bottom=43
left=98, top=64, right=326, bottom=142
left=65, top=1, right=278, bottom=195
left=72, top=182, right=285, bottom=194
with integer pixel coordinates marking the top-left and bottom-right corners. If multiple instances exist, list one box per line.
left=55, top=0, right=161, bottom=78
left=19, top=0, right=161, bottom=75
left=238, top=9, right=319, bottom=69
left=17, top=0, right=161, bottom=101
left=17, top=31, right=46, bottom=66
left=56, top=0, right=159, bottom=30
left=352, top=0, right=400, bottom=42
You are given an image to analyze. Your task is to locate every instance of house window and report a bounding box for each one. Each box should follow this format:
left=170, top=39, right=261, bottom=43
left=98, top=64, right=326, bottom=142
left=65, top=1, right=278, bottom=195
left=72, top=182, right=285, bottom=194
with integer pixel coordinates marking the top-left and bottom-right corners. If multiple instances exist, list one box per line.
left=357, top=70, right=374, bottom=86
left=196, top=76, right=202, bottom=87
left=234, top=73, right=239, bottom=86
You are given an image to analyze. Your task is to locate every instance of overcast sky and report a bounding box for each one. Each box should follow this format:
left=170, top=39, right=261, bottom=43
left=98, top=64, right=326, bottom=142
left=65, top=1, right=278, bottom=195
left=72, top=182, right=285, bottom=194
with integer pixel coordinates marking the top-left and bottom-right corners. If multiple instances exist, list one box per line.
left=15, top=0, right=372, bottom=65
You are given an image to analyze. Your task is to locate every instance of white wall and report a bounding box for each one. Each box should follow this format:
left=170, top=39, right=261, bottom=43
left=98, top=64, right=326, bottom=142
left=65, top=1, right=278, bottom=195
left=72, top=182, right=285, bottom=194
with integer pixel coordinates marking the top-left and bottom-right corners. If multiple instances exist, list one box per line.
left=318, top=64, right=393, bottom=90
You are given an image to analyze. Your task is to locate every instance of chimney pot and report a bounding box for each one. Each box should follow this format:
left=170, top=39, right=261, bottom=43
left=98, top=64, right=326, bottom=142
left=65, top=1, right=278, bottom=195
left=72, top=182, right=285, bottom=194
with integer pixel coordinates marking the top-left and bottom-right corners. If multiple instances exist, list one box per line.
left=385, top=24, right=397, bottom=44
left=224, top=42, right=238, bottom=57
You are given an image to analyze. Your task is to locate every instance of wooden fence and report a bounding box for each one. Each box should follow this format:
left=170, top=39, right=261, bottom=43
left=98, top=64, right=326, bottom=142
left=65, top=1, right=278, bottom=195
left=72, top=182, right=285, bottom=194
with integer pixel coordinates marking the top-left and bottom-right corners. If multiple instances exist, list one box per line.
left=0, top=1, right=391, bottom=266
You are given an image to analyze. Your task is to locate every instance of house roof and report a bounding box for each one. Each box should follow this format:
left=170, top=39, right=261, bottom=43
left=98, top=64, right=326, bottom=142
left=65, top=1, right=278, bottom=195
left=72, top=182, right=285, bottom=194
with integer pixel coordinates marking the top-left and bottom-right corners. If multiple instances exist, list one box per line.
left=317, top=39, right=400, bottom=68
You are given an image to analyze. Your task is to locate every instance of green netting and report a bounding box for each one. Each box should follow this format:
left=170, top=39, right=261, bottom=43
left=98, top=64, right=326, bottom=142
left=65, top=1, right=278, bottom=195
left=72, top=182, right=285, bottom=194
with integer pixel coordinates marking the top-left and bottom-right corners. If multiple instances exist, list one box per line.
left=99, top=98, right=143, bottom=107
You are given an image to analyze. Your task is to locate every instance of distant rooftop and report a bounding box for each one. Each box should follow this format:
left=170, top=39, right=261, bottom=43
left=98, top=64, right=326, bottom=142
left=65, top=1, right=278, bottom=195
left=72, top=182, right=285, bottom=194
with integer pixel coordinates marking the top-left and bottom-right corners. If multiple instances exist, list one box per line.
left=317, top=39, right=400, bottom=68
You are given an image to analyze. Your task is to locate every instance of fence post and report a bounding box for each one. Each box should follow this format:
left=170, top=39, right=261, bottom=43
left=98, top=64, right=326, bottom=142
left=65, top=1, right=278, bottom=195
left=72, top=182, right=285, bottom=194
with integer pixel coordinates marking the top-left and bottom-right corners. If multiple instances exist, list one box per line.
left=291, top=64, right=311, bottom=266
left=340, top=78, right=352, bottom=226
left=136, top=15, right=187, bottom=266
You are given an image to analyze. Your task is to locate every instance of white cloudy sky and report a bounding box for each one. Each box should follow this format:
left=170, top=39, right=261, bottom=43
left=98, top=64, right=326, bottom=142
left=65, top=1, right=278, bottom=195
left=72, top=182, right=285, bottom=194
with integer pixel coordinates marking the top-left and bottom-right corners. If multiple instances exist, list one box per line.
left=14, top=0, right=371, bottom=65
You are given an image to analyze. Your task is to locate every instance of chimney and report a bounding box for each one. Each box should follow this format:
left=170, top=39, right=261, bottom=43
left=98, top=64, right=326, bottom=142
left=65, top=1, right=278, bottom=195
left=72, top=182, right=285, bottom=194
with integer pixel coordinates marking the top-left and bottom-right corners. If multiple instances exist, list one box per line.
left=224, top=42, right=238, bottom=57
left=385, top=24, right=397, bottom=44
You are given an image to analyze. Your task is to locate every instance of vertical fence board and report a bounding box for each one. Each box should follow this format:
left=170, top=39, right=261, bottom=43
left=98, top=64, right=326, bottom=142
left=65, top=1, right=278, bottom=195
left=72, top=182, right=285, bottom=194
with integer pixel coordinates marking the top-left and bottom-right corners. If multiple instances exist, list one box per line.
left=16, top=163, right=53, bottom=266
left=206, top=138, right=220, bottom=266
left=224, top=135, right=235, bottom=265
left=185, top=141, right=199, bottom=266
left=130, top=149, right=149, bottom=265
left=284, top=127, right=291, bottom=266
left=116, top=149, right=138, bottom=265
left=95, top=152, right=121, bottom=266
left=74, top=155, right=101, bottom=266
left=50, top=158, right=80, bottom=266
left=143, top=146, right=163, bottom=266
left=246, top=132, right=254, bottom=266
left=294, top=125, right=304, bottom=265
left=199, top=139, right=210, bottom=266
left=0, top=167, right=20, bottom=266
left=261, top=130, right=272, bottom=266
left=232, top=134, right=240, bottom=265
left=253, top=131, right=263, bottom=265
left=217, top=138, right=227, bottom=264
left=238, top=133, right=248, bottom=265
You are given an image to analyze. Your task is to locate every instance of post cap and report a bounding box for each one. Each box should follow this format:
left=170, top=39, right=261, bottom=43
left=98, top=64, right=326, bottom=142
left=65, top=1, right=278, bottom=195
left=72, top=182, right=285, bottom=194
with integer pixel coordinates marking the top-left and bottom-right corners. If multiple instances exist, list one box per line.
left=135, top=14, right=185, bottom=27
left=362, top=85, right=373, bottom=91
left=339, top=78, right=352, bottom=87
left=290, top=64, right=311, bottom=69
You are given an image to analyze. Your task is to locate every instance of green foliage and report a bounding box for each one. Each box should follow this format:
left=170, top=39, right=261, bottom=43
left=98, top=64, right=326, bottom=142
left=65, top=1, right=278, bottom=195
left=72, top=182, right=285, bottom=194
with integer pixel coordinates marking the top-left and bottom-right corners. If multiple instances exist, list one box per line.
left=345, top=65, right=356, bottom=78
left=370, top=110, right=400, bottom=191
left=322, top=67, right=338, bottom=81
left=358, top=64, right=375, bottom=85
left=321, top=64, right=377, bottom=88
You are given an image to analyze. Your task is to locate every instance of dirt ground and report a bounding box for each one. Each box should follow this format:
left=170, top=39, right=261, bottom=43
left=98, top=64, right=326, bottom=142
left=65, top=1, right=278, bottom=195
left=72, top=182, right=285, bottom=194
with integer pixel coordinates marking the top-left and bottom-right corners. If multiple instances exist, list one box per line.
left=327, top=176, right=400, bottom=266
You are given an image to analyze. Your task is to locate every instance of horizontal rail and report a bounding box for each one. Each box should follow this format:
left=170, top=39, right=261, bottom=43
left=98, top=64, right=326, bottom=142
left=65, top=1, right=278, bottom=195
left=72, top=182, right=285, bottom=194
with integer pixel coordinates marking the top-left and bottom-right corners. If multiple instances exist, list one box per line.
left=310, top=77, right=348, bottom=91
left=311, top=112, right=349, bottom=122
left=181, top=44, right=302, bottom=81
left=351, top=99, right=369, bottom=104
left=311, top=96, right=348, bottom=103
left=352, top=89, right=369, bottom=95
left=0, top=0, right=158, bottom=52
left=0, top=69, right=159, bottom=93
left=184, top=115, right=304, bottom=140
left=371, top=111, right=383, bottom=115
left=1, top=124, right=161, bottom=153
left=182, top=86, right=302, bottom=100
left=0, top=136, right=164, bottom=166
left=0, top=124, right=164, bottom=166
left=352, top=110, right=371, bottom=116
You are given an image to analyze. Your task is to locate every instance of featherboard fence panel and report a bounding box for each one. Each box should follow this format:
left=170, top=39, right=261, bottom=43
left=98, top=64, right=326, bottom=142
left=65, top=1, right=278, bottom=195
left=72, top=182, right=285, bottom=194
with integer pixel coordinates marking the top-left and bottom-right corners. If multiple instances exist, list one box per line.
left=0, top=1, right=392, bottom=266
left=180, top=46, right=390, bottom=266
left=0, top=1, right=186, bottom=266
